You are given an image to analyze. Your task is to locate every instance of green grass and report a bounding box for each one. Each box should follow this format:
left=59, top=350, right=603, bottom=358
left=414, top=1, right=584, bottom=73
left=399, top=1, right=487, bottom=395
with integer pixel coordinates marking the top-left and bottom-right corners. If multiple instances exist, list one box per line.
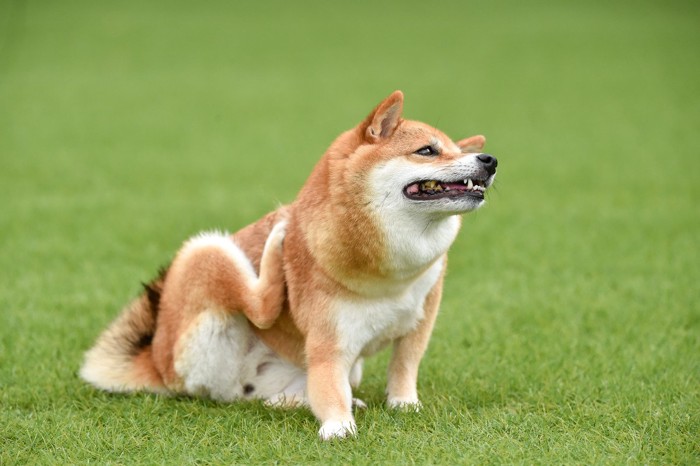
left=1, top=0, right=699, bottom=463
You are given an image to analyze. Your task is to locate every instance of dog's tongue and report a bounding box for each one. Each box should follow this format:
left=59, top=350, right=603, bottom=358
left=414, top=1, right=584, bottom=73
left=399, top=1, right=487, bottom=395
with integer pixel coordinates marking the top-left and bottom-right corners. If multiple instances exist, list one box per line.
left=443, top=182, right=468, bottom=192
left=406, top=183, right=420, bottom=195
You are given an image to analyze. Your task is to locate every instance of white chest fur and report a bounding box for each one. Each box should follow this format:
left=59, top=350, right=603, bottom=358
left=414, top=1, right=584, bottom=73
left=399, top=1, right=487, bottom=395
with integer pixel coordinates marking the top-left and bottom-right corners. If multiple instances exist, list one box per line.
left=366, top=159, right=463, bottom=279
left=332, top=258, right=444, bottom=359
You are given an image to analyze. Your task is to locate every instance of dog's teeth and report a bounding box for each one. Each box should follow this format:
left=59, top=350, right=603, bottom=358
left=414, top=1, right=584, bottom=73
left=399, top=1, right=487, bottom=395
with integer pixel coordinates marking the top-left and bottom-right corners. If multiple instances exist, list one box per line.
left=466, top=179, right=474, bottom=190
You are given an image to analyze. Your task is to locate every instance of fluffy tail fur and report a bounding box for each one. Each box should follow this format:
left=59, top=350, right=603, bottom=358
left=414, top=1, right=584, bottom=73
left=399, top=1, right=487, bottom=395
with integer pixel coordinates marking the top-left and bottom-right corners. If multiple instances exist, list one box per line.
left=79, top=271, right=166, bottom=393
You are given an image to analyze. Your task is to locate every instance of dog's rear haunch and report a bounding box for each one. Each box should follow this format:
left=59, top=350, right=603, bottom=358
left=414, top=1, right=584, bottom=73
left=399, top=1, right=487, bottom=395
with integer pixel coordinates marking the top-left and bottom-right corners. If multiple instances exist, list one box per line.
left=81, top=91, right=497, bottom=440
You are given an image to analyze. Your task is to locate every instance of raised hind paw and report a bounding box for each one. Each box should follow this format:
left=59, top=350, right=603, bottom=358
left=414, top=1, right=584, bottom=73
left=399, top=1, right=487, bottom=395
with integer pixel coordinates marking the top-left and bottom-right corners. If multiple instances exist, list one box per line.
left=266, top=220, right=288, bottom=251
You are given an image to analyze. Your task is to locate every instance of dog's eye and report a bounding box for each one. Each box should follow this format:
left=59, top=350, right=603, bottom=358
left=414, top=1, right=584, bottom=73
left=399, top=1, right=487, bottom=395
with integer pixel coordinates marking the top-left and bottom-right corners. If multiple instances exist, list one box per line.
left=415, top=145, right=438, bottom=156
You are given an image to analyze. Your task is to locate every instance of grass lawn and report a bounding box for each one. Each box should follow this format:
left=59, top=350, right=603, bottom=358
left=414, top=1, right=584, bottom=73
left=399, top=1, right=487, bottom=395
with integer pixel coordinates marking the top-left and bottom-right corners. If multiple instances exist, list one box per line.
left=1, top=0, right=698, bottom=463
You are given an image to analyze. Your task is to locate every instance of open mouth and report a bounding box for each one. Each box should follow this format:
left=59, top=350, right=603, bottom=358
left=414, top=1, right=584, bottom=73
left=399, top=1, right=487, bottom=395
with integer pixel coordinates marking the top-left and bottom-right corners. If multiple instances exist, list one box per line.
left=404, top=178, right=487, bottom=201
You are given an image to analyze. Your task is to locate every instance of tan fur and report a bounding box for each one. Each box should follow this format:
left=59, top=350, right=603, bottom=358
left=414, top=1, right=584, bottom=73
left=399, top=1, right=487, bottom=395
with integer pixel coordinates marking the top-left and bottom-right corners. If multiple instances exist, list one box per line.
left=82, top=91, right=495, bottom=439
left=81, top=210, right=289, bottom=393
left=457, top=134, right=486, bottom=153
left=152, top=212, right=288, bottom=389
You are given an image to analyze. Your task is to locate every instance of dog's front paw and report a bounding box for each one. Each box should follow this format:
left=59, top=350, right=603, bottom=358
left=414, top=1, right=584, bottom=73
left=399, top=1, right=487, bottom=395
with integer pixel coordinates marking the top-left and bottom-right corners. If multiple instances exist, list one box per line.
left=318, top=420, right=357, bottom=440
left=387, top=397, right=422, bottom=412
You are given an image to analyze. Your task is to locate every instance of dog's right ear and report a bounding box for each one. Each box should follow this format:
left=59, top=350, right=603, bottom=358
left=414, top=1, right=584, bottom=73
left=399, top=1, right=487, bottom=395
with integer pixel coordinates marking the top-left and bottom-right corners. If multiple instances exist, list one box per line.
left=362, top=91, right=404, bottom=143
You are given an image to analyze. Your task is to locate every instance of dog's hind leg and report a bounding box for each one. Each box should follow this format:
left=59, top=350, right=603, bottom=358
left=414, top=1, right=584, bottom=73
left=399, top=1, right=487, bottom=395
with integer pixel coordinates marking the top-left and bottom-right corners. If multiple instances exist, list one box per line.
left=174, top=311, right=253, bottom=401
left=152, top=222, right=287, bottom=395
left=244, top=220, right=288, bottom=329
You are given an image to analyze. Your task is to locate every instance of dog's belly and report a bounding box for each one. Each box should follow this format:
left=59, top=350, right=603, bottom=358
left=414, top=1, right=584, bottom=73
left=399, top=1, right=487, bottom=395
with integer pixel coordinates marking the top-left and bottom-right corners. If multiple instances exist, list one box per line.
left=333, top=258, right=444, bottom=358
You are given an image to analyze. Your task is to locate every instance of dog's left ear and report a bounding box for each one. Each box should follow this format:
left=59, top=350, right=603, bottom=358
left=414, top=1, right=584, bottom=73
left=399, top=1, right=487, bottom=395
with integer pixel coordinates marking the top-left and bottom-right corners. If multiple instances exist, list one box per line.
left=457, top=135, right=486, bottom=153
left=363, top=90, right=404, bottom=143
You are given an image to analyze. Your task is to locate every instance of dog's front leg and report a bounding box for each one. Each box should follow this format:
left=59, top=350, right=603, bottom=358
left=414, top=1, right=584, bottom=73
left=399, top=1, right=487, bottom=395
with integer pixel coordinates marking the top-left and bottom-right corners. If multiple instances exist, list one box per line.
left=386, top=270, right=444, bottom=409
left=306, top=338, right=356, bottom=440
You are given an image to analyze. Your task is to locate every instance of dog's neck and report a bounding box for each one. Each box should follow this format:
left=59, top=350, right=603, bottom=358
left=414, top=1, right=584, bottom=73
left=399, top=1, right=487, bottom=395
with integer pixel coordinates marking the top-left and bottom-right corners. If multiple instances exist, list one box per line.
left=292, top=133, right=464, bottom=296
left=380, top=213, right=461, bottom=278
left=295, top=179, right=461, bottom=296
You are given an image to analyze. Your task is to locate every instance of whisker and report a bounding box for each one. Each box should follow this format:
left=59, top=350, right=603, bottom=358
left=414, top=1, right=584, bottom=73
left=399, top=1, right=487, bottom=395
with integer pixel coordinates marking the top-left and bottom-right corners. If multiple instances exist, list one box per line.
left=376, top=191, right=391, bottom=211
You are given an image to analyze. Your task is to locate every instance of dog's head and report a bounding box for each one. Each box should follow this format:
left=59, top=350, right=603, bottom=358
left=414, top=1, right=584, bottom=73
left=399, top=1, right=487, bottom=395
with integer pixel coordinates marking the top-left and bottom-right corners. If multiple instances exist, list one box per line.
left=325, top=91, right=497, bottom=220
left=298, top=91, right=498, bottom=278
left=365, top=91, right=496, bottom=217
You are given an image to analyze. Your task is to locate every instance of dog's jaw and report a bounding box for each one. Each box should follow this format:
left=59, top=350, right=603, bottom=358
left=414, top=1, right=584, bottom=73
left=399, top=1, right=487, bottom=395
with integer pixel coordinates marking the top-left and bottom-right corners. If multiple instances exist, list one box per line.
left=370, top=153, right=496, bottom=216
left=347, top=152, right=494, bottom=279
left=403, top=176, right=489, bottom=201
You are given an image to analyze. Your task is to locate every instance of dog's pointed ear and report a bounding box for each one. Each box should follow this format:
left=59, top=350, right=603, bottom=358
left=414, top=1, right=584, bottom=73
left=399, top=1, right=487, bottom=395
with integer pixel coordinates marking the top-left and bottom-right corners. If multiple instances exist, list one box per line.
left=457, top=135, right=486, bottom=153
left=362, top=91, right=404, bottom=143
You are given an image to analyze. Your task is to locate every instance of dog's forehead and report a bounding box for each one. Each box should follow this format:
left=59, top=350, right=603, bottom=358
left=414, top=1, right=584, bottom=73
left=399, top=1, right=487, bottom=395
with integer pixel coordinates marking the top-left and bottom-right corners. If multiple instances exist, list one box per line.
left=396, top=121, right=459, bottom=152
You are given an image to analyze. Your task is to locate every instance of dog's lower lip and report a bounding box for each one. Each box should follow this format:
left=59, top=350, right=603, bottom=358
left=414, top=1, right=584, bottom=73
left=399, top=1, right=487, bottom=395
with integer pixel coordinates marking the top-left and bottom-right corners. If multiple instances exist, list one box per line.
left=403, top=190, right=484, bottom=201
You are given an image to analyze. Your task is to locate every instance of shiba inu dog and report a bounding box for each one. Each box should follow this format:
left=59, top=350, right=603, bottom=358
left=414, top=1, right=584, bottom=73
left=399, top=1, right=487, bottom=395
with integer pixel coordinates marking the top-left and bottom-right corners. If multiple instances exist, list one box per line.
left=81, top=91, right=498, bottom=440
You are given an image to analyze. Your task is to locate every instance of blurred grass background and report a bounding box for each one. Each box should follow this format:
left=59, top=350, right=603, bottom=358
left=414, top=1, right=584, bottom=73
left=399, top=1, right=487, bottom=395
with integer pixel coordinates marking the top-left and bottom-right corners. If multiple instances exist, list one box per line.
left=1, top=0, right=698, bottom=463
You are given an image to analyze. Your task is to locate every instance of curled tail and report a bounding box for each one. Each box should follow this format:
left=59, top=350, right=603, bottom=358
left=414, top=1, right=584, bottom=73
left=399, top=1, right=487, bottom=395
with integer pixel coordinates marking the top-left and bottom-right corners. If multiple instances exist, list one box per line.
left=80, top=271, right=167, bottom=393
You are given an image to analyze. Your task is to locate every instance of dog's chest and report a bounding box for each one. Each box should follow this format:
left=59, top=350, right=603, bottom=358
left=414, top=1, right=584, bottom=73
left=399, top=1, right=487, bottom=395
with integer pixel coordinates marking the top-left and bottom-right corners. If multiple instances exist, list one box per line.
left=332, top=259, right=443, bottom=358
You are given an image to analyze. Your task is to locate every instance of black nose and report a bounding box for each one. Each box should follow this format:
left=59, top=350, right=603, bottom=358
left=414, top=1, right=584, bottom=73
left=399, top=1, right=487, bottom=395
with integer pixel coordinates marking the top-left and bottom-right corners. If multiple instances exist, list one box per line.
left=476, top=153, right=498, bottom=175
